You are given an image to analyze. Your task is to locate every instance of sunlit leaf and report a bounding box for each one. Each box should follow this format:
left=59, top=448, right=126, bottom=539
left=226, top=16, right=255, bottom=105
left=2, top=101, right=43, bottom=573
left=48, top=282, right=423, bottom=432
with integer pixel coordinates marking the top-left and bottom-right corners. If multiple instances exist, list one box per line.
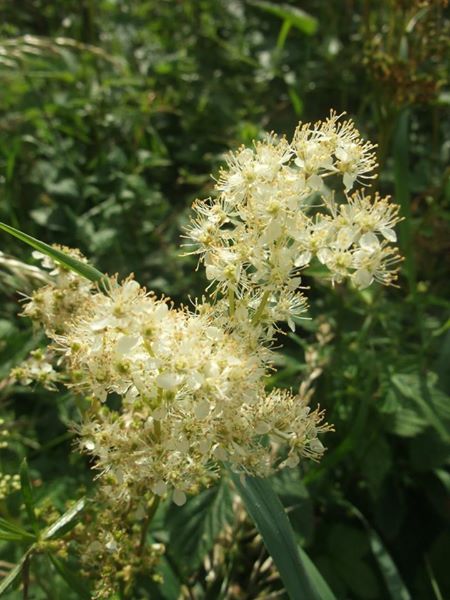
left=43, top=497, right=86, bottom=540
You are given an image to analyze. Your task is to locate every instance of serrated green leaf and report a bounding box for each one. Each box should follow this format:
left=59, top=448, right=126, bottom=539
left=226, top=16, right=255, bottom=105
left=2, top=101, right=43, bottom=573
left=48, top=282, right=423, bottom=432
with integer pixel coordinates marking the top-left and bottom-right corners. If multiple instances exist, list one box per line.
left=231, top=473, right=336, bottom=600
left=391, top=373, right=450, bottom=441
left=42, top=497, right=86, bottom=540
left=250, top=1, right=318, bottom=35
left=19, top=459, right=40, bottom=537
left=166, top=480, right=233, bottom=572
left=0, top=549, right=32, bottom=596
left=387, top=406, right=428, bottom=438
left=0, top=221, right=106, bottom=285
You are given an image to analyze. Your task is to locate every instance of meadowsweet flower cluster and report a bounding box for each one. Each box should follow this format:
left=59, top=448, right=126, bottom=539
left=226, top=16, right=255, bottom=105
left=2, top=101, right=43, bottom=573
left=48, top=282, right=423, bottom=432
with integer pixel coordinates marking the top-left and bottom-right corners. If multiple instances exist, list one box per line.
left=12, top=113, right=401, bottom=511
left=186, top=112, right=401, bottom=337
left=19, top=264, right=328, bottom=506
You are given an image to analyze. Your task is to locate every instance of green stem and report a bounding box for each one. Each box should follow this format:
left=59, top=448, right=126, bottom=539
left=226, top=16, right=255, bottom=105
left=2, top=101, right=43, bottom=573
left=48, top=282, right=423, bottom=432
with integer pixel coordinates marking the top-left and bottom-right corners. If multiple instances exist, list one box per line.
left=276, top=20, right=292, bottom=52
left=251, top=290, right=271, bottom=325
left=22, top=555, right=30, bottom=600
left=154, top=419, right=161, bottom=443
left=228, top=287, right=235, bottom=317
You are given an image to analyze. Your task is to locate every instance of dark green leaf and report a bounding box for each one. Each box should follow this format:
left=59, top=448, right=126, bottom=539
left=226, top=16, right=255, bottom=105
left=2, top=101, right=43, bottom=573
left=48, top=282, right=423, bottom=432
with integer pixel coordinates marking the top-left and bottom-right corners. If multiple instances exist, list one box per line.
left=271, top=469, right=314, bottom=543
left=298, top=547, right=337, bottom=600
left=347, top=504, right=411, bottom=600
left=148, top=555, right=182, bottom=600
left=47, top=554, right=91, bottom=598
left=19, top=459, right=40, bottom=537
left=166, top=479, right=233, bottom=572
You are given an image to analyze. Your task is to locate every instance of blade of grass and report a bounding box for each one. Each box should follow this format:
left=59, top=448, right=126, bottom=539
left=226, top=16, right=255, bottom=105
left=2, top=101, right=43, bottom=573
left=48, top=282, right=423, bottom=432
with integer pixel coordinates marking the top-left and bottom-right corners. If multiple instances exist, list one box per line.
left=42, top=497, right=86, bottom=540
left=0, top=518, right=35, bottom=542
left=0, top=548, right=33, bottom=596
left=0, top=221, right=106, bottom=285
left=297, top=546, right=336, bottom=600
left=231, top=473, right=336, bottom=600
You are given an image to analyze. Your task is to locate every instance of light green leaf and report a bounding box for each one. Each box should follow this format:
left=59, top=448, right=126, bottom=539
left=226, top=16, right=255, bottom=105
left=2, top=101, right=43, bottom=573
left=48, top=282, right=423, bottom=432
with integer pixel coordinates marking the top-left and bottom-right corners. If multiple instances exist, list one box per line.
left=250, top=1, right=318, bottom=35
left=0, top=221, right=106, bottom=285
left=42, top=497, right=86, bottom=540
left=231, top=473, right=336, bottom=600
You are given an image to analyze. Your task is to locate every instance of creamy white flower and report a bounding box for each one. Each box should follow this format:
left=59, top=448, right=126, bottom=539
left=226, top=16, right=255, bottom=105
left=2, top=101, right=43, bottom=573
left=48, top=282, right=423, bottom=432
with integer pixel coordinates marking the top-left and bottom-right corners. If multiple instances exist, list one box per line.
left=187, top=112, right=400, bottom=328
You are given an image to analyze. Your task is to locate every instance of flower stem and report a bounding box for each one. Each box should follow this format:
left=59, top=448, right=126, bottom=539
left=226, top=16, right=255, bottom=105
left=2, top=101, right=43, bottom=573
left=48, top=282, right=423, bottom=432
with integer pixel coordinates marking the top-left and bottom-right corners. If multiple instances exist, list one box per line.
left=252, top=290, right=270, bottom=325
left=228, top=287, right=235, bottom=317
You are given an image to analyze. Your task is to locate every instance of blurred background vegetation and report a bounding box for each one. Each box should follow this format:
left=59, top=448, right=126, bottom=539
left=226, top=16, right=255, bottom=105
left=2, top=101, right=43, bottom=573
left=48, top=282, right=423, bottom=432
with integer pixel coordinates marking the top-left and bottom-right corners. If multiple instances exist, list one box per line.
left=0, top=1, right=449, bottom=598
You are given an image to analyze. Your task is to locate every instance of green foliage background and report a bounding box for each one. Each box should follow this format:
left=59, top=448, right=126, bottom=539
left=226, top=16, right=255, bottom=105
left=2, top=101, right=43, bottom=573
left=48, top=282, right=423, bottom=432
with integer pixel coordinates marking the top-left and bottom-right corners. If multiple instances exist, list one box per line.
left=0, top=1, right=449, bottom=598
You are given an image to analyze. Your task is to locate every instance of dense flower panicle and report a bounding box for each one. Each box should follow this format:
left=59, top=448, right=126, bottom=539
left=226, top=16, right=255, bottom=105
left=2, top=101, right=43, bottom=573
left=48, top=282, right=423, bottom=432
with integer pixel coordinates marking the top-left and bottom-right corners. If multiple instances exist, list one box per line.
left=18, top=270, right=329, bottom=504
left=11, top=112, right=401, bottom=510
left=185, top=112, right=401, bottom=338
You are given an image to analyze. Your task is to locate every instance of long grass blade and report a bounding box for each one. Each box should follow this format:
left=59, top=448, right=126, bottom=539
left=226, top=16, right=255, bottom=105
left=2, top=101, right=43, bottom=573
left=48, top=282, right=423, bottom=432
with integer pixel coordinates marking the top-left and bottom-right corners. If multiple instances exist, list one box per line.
left=0, top=221, right=105, bottom=284
left=231, top=473, right=336, bottom=600
left=0, top=549, right=33, bottom=596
